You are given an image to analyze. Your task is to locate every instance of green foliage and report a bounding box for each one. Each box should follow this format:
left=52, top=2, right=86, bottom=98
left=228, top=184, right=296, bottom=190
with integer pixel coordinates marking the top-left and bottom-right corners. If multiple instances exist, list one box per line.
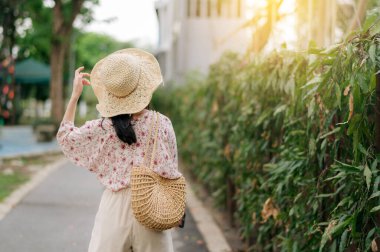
left=15, top=0, right=99, bottom=63
left=155, top=22, right=380, bottom=251
left=75, top=32, right=134, bottom=70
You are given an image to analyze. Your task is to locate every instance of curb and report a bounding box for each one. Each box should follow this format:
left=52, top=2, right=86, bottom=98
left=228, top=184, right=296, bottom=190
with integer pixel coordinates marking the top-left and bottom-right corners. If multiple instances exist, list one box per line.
left=0, top=158, right=67, bottom=221
left=0, top=150, right=61, bottom=160
left=186, top=186, right=232, bottom=252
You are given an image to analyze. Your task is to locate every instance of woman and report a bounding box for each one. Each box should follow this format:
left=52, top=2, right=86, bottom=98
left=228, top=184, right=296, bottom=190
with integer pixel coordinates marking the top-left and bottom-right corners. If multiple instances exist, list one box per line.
left=56, top=48, right=183, bottom=252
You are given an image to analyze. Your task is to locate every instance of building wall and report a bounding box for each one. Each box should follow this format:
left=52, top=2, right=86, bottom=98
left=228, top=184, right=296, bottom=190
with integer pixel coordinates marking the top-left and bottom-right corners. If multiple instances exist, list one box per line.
left=155, top=0, right=250, bottom=83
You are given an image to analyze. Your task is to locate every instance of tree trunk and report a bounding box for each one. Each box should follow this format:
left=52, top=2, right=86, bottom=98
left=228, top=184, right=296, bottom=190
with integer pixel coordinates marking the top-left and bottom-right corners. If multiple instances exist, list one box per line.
left=50, top=41, right=67, bottom=123
left=49, top=0, right=84, bottom=123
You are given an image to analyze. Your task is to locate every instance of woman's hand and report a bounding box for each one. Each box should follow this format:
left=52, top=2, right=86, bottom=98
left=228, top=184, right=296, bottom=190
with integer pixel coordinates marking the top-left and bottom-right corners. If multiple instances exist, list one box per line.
left=71, top=66, right=91, bottom=100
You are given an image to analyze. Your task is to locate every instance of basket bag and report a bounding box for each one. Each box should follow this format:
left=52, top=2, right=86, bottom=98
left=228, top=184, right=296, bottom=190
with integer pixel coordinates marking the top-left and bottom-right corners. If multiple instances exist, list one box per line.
left=131, top=112, right=186, bottom=231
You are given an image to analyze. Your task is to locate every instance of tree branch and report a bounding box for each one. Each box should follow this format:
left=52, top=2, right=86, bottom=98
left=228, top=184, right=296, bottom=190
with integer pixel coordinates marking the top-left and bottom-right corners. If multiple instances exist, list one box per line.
left=57, top=0, right=85, bottom=36
left=53, top=0, right=64, bottom=33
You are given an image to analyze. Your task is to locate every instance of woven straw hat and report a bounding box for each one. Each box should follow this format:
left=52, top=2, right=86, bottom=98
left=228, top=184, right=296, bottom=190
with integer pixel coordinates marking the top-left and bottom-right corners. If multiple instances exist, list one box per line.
left=91, top=48, right=163, bottom=117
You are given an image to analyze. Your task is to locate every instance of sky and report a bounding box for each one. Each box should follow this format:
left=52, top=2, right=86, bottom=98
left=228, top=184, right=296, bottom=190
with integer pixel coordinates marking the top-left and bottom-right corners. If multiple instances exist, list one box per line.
left=84, top=0, right=159, bottom=47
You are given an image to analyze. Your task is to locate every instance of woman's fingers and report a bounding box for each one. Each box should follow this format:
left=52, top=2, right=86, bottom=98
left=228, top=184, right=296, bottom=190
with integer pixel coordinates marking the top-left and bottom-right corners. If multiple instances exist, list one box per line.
left=75, top=66, right=84, bottom=75
left=75, top=67, right=90, bottom=86
left=82, top=78, right=91, bottom=86
left=81, top=72, right=91, bottom=78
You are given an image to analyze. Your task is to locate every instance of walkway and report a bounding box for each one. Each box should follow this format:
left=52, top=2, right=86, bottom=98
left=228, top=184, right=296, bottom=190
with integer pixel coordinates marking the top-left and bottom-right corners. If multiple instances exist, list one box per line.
left=0, top=161, right=207, bottom=252
left=0, top=126, right=60, bottom=158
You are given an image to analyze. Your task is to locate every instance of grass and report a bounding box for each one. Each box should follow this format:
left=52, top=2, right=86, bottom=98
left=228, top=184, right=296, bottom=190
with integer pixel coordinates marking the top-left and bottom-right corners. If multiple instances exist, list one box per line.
left=0, top=171, right=29, bottom=202
left=0, top=153, right=62, bottom=202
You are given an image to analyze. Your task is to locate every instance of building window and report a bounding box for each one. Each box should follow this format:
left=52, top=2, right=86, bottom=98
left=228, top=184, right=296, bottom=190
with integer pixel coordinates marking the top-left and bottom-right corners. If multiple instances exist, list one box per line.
left=217, top=0, right=222, bottom=17
left=187, top=0, right=191, bottom=17
left=207, top=0, right=211, bottom=17
left=237, top=0, right=241, bottom=17
left=196, top=0, right=201, bottom=17
left=187, top=0, right=242, bottom=19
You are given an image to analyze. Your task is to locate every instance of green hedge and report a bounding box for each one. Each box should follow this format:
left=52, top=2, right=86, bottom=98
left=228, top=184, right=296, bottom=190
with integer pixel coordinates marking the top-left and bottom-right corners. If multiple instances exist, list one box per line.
left=154, top=14, right=380, bottom=251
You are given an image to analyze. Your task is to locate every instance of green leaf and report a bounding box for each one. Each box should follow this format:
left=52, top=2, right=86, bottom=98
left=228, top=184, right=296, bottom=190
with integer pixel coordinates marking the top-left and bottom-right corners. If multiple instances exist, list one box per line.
left=319, top=127, right=341, bottom=140
left=371, top=160, right=378, bottom=171
left=317, top=184, right=345, bottom=198
left=273, top=104, right=287, bottom=116
left=330, top=218, right=352, bottom=236
left=363, top=11, right=378, bottom=32
left=370, top=205, right=380, bottom=213
left=335, top=83, right=341, bottom=109
left=358, top=144, right=370, bottom=157
left=365, top=228, right=376, bottom=251
left=309, top=138, right=316, bottom=157
left=369, top=44, right=376, bottom=64
left=308, top=97, right=316, bottom=118
left=369, top=191, right=380, bottom=199
left=320, top=218, right=352, bottom=252
left=302, top=76, right=322, bottom=89
left=357, top=77, right=369, bottom=93
left=364, top=165, right=372, bottom=189
left=332, top=197, right=353, bottom=213
left=374, top=176, right=380, bottom=193
left=339, top=229, right=348, bottom=252
left=333, top=160, right=362, bottom=173
left=321, top=43, right=342, bottom=55
left=347, top=114, right=361, bottom=135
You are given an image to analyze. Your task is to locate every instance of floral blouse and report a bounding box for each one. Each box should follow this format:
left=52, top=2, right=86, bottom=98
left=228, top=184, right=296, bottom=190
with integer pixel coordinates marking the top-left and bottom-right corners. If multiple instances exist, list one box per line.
left=56, top=110, right=182, bottom=192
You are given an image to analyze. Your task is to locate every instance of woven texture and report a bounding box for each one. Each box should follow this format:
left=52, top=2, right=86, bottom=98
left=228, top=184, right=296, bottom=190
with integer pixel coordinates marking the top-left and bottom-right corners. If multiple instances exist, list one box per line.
left=131, top=112, right=186, bottom=231
left=90, top=48, right=163, bottom=117
left=131, top=167, right=186, bottom=231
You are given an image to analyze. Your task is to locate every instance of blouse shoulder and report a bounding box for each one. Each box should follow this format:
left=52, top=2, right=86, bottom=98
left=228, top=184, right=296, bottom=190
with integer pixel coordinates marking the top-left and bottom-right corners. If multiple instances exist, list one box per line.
left=157, top=112, right=173, bottom=127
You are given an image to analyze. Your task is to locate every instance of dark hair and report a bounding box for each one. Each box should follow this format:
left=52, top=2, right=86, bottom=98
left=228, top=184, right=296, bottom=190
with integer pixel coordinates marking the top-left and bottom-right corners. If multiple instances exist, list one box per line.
left=110, top=114, right=137, bottom=145
left=103, top=105, right=152, bottom=145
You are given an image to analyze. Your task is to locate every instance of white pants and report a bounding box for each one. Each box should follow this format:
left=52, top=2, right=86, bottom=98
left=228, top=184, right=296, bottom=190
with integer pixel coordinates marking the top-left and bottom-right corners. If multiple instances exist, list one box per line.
left=88, top=187, right=174, bottom=252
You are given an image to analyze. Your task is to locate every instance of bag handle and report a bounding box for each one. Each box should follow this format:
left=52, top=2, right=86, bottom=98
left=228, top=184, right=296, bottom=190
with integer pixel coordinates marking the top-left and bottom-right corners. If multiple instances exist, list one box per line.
left=149, top=112, right=160, bottom=169
left=141, top=111, right=159, bottom=168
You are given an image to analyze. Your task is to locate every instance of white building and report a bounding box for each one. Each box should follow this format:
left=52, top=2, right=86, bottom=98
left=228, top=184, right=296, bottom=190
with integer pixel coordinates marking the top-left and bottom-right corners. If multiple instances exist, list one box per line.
left=155, top=0, right=251, bottom=83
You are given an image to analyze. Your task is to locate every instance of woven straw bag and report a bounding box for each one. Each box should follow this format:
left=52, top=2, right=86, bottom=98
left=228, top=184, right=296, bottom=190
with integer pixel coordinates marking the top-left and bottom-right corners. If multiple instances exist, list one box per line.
left=131, top=112, right=186, bottom=231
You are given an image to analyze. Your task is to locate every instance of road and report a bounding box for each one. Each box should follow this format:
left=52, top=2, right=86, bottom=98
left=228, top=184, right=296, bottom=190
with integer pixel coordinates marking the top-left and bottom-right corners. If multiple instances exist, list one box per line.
left=0, top=161, right=207, bottom=252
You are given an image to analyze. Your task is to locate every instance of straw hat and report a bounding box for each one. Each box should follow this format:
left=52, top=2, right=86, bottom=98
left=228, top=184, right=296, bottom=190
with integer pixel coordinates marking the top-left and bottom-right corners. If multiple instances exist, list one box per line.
left=90, top=48, right=163, bottom=117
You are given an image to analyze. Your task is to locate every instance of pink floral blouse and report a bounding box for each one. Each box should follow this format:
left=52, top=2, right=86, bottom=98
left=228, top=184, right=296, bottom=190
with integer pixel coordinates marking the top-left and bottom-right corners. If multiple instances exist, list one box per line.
left=56, top=110, right=182, bottom=192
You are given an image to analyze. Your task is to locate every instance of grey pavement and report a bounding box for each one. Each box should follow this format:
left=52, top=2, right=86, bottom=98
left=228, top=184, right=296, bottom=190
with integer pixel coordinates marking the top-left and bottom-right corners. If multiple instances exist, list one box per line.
left=0, top=126, right=60, bottom=158
left=0, top=161, right=207, bottom=252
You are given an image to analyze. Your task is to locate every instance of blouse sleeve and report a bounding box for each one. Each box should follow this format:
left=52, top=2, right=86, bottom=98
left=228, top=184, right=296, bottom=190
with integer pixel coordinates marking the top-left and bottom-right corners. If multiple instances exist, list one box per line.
left=56, top=119, right=100, bottom=171
left=153, top=116, right=182, bottom=179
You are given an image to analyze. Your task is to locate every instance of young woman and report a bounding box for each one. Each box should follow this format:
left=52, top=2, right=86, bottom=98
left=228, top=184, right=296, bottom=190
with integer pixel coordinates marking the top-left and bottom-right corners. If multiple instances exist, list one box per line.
left=56, top=48, right=183, bottom=252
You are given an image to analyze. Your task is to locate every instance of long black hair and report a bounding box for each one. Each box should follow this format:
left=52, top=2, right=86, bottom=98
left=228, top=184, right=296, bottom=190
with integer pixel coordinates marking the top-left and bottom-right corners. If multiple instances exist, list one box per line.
left=106, top=105, right=151, bottom=145
left=110, top=114, right=137, bottom=145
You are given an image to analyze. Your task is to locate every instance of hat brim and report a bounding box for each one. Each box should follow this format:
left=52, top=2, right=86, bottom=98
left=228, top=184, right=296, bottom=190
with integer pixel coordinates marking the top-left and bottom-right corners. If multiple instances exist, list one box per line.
left=91, top=48, right=163, bottom=117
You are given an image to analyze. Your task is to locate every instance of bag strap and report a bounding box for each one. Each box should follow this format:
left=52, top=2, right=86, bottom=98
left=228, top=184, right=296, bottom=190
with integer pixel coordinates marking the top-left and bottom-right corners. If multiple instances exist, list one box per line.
left=149, top=112, right=160, bottom=170
left=141, top=111, right=159, bottom=168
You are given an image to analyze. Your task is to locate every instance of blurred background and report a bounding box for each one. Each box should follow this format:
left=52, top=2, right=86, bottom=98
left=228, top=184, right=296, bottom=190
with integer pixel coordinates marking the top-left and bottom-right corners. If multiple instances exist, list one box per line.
left=1, top=1, right=380, bottom=251
left=0, top=0, right=378, bottom=128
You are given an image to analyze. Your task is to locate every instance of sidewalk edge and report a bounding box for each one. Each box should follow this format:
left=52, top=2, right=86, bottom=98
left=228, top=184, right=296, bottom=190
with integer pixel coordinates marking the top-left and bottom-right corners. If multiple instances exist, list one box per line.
left=0, top=158, right=67, bottom=221
left=0, top=150, right=61, bottom=160
left=186, top=186, right=232, bottom=252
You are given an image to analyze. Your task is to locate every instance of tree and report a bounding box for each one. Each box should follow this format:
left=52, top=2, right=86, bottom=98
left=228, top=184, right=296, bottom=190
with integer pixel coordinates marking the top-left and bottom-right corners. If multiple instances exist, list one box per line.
left=49, top=0, right=98, bottom=123
left=50, top=0, right=85, bottom=123
left=16, top=0, right=52, bottom=64
left=75, top=32, right=134, bottom=70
